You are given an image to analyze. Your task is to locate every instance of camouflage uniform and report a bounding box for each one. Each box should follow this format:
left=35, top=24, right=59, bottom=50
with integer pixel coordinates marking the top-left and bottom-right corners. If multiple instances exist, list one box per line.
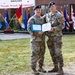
left=27, top=15, right=45, bottom=69
left=45, top=11, right=65, bottom=67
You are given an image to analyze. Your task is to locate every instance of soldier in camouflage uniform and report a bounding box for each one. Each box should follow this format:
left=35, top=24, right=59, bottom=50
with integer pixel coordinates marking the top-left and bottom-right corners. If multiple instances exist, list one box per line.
left=27, top=5, right=46, bottom=75
left=45, top=2, right=65, bottom=75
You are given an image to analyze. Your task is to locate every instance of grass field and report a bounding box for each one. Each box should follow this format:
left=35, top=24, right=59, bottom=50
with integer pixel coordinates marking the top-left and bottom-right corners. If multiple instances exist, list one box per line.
left=0, top=35, right=75, bottom=74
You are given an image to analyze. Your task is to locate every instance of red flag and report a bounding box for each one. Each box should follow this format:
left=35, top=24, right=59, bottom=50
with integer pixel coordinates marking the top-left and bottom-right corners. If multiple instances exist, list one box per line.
left=71, top=5, right=75, bottom=29
left=15, top=5, right=25, bottom=28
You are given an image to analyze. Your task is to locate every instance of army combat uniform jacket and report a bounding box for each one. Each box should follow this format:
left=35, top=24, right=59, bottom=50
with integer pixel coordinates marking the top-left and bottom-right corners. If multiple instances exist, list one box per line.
left=45, top=11, right=65, bottom=37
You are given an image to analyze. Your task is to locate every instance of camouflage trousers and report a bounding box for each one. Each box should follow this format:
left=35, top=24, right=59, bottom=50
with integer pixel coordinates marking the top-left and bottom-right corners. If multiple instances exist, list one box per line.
left=47, top=36, right=64, bottom=67
left=30, top=41, right=45, bottom=69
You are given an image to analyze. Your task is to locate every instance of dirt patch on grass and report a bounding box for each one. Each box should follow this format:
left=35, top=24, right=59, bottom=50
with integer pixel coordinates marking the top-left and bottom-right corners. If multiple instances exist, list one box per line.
left=1, top=64, right=75, bottom=75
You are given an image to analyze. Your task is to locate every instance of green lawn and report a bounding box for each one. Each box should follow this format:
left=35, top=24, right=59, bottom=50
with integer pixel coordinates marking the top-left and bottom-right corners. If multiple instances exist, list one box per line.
left=0, top=35, right=75, bottom=74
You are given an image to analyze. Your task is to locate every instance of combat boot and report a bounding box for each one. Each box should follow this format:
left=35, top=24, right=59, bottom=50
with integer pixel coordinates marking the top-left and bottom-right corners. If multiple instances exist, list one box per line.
left=48, top=65, right=58, bottom=73
left=32, top=68, right=40, bottom=75
left=57, top=67, right=64, bottom=75
left=38, top=66, right=46, bottom=73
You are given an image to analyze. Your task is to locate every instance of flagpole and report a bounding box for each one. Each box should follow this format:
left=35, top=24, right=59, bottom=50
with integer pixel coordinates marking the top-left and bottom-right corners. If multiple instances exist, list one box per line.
left=0, top=13, right=15, bottom=26
left=0, top=14, right=6, bottom=22
left=8, top=14, right=15, bottom=25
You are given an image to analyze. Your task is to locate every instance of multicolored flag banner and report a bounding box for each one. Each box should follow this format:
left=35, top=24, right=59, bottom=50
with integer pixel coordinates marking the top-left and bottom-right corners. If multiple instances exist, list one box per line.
left=64, top=7, right=70, bottom=30
left=3, top=10, right=9, bottom=28
left=15, top=5, right=25, bottom=28
left=71, top=5, right=75, bottom=29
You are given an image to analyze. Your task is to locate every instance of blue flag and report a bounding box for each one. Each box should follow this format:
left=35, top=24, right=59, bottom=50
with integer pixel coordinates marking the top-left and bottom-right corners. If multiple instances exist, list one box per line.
left=4, top=10, right=9, bottom=28
left=23, top=10, right=27, bottom=30
left=0, top=23, right=2, bottom=28
left=28, top=11, right=30, bottom=20
left=32, top=12, right=35, bottom=16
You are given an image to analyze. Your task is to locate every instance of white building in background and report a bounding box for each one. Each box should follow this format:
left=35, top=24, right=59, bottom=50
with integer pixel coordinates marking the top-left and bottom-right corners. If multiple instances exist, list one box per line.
left=11, top=0, right=22, bottom=2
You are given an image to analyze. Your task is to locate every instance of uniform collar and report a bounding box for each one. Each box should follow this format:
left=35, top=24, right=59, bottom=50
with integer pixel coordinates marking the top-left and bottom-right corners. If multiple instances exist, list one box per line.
left=34, top=14, right=41, bottom=18
left=50, top=10, right=58, bottom=16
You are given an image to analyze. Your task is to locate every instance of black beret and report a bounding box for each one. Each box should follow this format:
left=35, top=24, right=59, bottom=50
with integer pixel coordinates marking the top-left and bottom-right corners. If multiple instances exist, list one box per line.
left=33, top=5, right=41, bottom=10
left=48, top=2, right=55, bottom=8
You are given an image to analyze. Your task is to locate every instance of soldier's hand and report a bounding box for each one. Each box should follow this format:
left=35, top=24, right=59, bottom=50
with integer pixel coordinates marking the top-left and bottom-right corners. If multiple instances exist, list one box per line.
left=51, top=27, right=54, bottom=32
left=38, top=32, right=44, bottom=35
left=48, top=27, right=54, bottom=32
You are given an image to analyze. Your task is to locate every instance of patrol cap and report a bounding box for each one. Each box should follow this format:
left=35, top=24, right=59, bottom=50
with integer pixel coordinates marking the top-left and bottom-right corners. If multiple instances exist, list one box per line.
left=33, top=5, right=41, bottom=10
left=48, top=2, right=55, bottom=8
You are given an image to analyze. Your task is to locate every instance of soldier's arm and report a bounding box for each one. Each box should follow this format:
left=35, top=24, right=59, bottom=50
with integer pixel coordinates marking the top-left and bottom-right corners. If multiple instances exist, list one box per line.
left=27, top=17, right=35, bottom=35
left=53, top=13, right=65, bottom=32
left=41, top=15, right=46, bottom=19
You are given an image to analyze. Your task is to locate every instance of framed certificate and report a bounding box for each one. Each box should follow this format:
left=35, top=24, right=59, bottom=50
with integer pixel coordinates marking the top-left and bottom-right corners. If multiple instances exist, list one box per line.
left=31, top=22, right=52, bottom=32
left=42, top=22, right=51, bottom=32
left=31, top=24, right=42, bottom=32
